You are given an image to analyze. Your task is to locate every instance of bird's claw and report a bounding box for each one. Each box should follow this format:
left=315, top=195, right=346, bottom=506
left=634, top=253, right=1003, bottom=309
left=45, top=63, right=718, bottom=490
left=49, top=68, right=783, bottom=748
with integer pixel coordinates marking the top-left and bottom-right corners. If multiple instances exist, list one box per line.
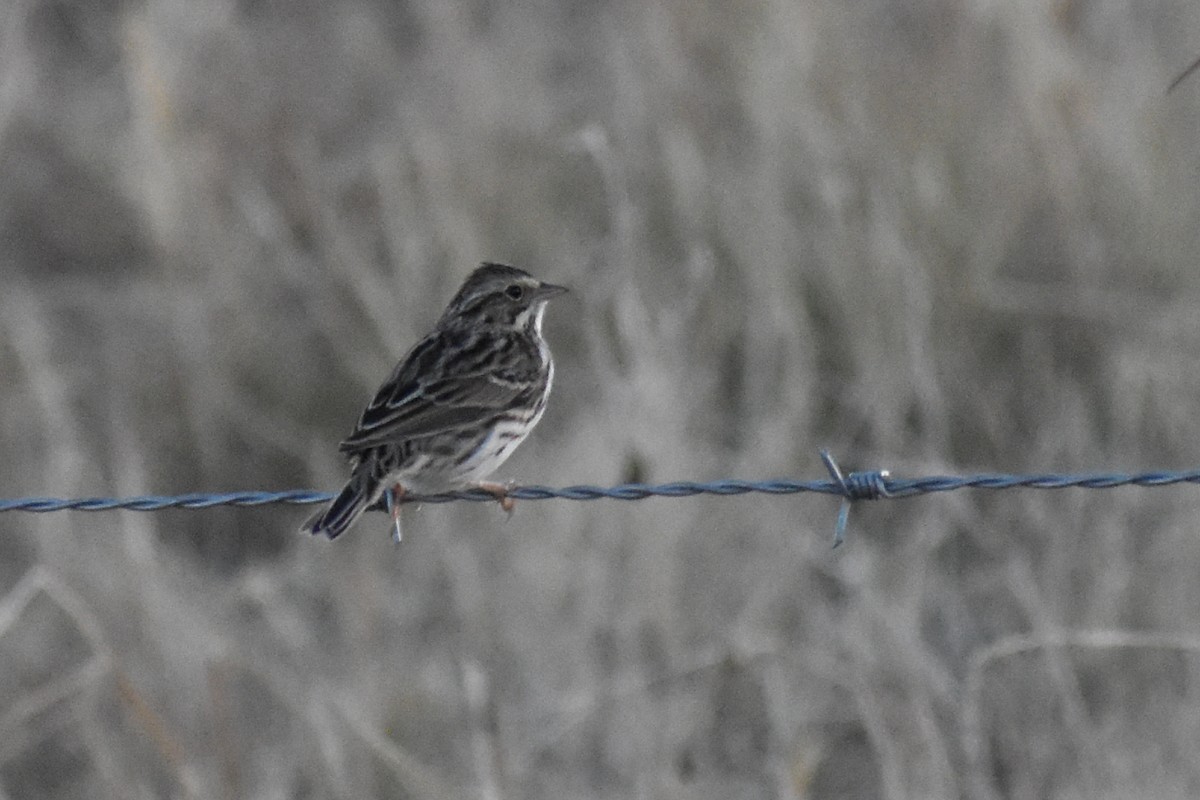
left=474, top=481, right=516, bottom=517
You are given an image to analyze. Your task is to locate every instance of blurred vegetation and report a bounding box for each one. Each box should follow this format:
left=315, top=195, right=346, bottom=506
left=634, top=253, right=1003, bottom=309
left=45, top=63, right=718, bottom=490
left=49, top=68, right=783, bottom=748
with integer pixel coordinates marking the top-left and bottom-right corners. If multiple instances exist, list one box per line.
left=3, top=0, right=1200, bottom=797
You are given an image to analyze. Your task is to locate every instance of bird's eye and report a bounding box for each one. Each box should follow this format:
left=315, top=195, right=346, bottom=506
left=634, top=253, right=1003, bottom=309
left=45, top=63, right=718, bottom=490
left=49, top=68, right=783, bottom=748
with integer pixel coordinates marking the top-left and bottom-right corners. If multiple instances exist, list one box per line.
left=505, top=284, right=524, bottom=301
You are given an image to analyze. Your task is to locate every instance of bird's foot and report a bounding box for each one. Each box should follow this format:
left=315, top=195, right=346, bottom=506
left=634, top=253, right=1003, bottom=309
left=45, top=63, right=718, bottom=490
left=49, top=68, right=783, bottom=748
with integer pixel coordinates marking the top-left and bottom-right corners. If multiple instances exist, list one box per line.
left=473, top=481, right=516, bottom=516
left=386, top=484, right=407, bottom=543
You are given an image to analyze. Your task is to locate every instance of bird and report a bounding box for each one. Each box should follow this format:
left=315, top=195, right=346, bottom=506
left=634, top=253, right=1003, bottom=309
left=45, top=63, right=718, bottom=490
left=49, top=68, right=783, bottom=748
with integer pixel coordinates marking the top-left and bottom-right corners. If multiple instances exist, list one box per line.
left=302, top=263, right=567, bottom=540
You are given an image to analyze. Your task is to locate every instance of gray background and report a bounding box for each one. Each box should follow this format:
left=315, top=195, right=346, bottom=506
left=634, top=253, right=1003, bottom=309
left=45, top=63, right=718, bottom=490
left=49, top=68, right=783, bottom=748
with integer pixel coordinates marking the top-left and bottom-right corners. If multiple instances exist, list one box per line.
left=2, top=1, right=1200, bottom=798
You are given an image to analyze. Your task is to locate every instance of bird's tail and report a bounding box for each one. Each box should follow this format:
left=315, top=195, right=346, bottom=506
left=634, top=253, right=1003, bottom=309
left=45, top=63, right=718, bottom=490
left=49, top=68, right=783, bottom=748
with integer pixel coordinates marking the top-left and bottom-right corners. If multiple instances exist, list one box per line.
left=301, top=469, right=379, bottom=540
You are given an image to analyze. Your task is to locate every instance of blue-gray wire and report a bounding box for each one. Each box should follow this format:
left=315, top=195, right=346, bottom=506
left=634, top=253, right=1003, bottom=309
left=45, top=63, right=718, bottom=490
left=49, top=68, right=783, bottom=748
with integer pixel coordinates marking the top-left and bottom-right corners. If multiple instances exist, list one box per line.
left=4, top=452, right=1200, bottom=545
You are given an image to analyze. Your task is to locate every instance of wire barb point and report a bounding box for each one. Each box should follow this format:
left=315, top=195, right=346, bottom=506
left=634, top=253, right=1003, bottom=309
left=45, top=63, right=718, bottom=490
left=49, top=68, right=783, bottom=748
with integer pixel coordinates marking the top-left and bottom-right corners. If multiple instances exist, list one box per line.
left=1167, top=53, right=1200, bottom=94
left=820, top=450, right=891, bottom=548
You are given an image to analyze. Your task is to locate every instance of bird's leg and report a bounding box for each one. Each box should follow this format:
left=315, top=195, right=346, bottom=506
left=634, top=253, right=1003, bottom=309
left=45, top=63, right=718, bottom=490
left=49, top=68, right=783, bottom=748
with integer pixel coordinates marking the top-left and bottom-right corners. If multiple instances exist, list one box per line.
left=386, top=484, right=407, bottom=543
left=473, top=481, right=516, bottom=516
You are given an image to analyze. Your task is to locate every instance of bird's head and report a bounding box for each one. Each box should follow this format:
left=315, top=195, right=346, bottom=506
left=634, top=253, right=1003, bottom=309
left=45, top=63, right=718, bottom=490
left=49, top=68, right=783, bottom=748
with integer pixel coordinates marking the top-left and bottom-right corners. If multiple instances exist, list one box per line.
left=439, top=263, right=568, bottom=334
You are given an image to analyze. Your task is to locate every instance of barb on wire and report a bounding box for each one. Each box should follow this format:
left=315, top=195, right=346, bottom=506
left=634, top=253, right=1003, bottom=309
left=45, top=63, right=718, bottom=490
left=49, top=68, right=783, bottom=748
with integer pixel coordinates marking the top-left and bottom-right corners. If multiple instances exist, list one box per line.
left=820, top=450, right=889, bottom=548
left=3, top=454, right=1200, bottom=546
left=1168, top=52, right=1200, bottom=94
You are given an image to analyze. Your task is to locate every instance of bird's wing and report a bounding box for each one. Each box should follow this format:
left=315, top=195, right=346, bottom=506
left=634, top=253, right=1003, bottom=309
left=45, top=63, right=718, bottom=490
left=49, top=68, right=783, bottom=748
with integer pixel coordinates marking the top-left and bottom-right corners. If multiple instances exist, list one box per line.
left=338, top=330, right=531, bottom=454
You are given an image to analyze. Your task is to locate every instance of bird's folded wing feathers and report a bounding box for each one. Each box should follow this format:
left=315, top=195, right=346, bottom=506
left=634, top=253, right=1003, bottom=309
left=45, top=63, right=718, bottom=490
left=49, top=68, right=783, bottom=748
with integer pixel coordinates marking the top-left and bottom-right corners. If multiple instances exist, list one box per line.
left=338, top=369, right=527, bottom=453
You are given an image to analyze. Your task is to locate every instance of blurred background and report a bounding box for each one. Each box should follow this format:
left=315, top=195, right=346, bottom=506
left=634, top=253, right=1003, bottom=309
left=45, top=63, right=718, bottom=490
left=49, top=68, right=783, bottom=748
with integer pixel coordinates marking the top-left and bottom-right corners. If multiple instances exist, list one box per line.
left=2, top=0, right=1200, bottom=797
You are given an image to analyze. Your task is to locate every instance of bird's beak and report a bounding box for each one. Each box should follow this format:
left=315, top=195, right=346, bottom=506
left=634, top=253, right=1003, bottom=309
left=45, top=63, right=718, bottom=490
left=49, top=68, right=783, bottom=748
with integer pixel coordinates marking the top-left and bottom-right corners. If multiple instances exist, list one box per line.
left=534, top=281, right=569, bottom=300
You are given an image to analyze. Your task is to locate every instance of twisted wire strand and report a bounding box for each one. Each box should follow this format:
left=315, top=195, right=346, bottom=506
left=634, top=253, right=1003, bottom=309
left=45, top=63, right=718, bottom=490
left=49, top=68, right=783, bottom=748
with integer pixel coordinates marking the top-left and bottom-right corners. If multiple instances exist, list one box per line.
left=3, top=457, right=1198, bottom=513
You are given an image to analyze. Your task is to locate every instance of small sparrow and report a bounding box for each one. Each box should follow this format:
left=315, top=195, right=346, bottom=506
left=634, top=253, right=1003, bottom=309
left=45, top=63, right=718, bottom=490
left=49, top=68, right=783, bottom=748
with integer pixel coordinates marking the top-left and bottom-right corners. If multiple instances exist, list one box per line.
left=302, top=263, right=566, bottom=540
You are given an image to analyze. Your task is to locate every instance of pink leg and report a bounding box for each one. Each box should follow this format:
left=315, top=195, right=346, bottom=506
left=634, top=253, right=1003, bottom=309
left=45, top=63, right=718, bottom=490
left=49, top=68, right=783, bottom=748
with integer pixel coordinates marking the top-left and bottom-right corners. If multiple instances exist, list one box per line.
left=388, top=484, right=407, bottom=542
left=474, top=481, right=515, bottom=515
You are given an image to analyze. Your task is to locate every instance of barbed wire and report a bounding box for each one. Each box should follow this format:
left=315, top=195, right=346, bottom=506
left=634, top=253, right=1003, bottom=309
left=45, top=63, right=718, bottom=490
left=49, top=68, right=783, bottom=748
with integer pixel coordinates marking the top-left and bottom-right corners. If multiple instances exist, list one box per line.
left=3, top=452, right=1200, bottom=546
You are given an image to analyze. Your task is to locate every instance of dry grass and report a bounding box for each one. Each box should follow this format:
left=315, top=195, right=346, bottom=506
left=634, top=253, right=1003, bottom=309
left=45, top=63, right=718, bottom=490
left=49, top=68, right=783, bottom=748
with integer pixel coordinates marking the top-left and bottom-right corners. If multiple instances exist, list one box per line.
left=3, top=1, right=1200, bottom=797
